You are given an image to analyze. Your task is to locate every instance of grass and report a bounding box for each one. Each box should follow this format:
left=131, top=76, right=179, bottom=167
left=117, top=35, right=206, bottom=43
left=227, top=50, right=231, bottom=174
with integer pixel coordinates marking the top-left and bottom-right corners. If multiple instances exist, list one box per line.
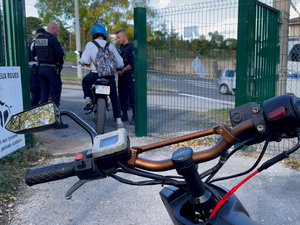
left=196, top=108, right=232, bottom=127
left=61, top=74, right=82, bottom=85
left=283, top=158, right=300, bottom=170
left=169, top=137, right=217, bottom=151
left=0, top=148, right=52, bottom=195
left=65, top=51, right=77, bottom=63
left=147, top=85, right=178, bottom=93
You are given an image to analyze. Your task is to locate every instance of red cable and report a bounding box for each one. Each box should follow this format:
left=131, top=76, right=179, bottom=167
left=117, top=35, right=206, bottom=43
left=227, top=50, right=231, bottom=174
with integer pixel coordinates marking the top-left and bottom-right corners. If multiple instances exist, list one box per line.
left=209, top=170, right=259, bottom=220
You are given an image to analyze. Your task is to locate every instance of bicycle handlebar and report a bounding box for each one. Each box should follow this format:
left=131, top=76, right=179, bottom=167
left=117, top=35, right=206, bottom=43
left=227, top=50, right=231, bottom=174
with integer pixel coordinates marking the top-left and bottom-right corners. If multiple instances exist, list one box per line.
left=129, top=120, right=255, bottom=171
left=26, top=162, right=76, bottom=186
left=128, top=94, right=300, bottom=171
left=24, top=94, right=300, bottom=185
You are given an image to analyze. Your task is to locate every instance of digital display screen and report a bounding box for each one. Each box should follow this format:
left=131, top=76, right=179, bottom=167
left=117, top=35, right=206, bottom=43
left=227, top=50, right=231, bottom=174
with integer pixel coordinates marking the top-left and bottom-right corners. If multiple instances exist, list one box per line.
left=99, top=135, right=119, bottom=148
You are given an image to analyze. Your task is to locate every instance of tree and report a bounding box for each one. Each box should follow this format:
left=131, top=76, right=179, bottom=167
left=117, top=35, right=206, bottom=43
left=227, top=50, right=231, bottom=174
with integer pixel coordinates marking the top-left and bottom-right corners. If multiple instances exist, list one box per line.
left=190, top=35, right=210, bottom=56
left=208, top=31, right=224, bottom=49
left=168, top=23, right=180, bottom=56
left=25, top=17, right=43, bottom=43
left=221, top=38, right=237, bottom=50
left=35, top=0, right=151, bottom=47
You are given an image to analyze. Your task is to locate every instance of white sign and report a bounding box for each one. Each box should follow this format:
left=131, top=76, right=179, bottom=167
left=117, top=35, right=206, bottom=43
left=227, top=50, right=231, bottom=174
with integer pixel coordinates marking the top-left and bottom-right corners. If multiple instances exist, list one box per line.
left=0, top=67, right=25, bottom=159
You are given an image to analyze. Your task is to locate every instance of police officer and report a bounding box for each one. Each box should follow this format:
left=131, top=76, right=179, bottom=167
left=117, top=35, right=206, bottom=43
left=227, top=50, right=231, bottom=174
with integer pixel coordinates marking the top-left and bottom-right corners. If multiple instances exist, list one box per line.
left=34, top=21, right=64, bottom=108
left=28, top=28, right=46, bottom=107
left=116, top=30, right=135, bottom=125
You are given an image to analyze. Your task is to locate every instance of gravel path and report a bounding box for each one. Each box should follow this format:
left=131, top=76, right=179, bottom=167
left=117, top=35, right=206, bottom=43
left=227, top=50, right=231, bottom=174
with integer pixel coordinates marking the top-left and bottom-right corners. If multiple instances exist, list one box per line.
left=8, top=134, right=300, bottom=225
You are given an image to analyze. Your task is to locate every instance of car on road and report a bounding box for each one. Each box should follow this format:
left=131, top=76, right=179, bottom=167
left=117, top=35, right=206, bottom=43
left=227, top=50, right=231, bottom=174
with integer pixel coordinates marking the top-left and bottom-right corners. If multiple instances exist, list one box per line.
left=217, top=68, right=236, bottom=95
left=216, top=68, right=300, bottom=97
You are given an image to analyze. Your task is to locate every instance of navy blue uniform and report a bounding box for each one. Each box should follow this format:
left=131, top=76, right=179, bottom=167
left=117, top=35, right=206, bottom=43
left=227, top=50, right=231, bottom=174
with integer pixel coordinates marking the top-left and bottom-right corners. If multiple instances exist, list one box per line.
left=28, top=40, right=41, bottom=107
left=34, top=32, right=64, bottom=107
left=118, top=43, right=135, bottom=117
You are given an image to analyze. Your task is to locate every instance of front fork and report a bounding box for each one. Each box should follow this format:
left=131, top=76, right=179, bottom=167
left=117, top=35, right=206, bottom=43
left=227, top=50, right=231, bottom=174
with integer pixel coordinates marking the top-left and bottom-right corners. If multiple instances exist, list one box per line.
left=171, top=147, right=216, bottom=223
left=161, top=146, right=258, bottom=225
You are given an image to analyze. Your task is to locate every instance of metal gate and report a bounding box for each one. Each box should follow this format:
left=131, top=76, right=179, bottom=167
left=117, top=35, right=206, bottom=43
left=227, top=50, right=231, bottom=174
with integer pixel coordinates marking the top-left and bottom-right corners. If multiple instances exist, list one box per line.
left=0, top=0, right=32, bottom=147
left=235, top=0, right=280, bottom=106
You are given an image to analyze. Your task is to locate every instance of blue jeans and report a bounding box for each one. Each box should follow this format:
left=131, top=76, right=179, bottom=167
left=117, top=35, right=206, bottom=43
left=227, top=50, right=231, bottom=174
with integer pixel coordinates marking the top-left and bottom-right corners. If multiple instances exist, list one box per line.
left=38, top=65, right=62, bottom=108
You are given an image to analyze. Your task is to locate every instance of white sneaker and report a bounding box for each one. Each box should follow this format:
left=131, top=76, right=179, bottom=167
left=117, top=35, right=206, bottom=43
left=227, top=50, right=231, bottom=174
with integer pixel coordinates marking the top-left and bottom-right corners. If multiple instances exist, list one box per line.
left=117, top=123, right=124, bottom=129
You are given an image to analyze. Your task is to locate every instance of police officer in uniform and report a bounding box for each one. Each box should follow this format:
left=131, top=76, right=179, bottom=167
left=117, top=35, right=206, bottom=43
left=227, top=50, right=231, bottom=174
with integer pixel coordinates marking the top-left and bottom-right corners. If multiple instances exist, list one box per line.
left=116, top=30, right=135, bottom=125
left=28, top=28, right=46, bottom=107
left=34, top=21, right=64, bottom=108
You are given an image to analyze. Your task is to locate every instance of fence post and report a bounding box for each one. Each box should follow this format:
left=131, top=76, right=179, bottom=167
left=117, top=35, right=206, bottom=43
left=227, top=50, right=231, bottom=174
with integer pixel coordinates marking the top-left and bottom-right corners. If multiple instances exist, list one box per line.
left=274, top=0, right=290, bottom=95
left=0, top=4, right=4, bottom=66
left=3, top=0, right=32, bottom=146
left=236, top=0, right=279, bottom=107
left=235, top=0, right=256, bottom=107
left=134, top=7, right=147, bottom=137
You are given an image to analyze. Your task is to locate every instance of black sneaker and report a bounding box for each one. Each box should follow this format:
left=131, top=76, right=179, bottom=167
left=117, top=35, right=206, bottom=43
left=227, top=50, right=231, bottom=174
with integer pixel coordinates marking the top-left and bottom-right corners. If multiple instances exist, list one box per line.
left=121, top=114, right=129, bottom=122
left=84, top=103, right=93, bottom=111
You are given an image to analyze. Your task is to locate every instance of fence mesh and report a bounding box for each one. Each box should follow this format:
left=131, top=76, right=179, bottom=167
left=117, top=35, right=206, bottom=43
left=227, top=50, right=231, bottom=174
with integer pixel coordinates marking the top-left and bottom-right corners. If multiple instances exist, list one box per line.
left=146, top=0, right=300, bottom=158
left=147, top=0, right=238, bottom=136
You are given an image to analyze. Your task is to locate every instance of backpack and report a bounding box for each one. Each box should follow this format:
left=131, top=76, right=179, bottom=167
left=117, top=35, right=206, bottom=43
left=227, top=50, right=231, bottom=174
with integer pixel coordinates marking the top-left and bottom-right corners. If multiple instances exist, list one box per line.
left=92, top=41, right=117, bottom=76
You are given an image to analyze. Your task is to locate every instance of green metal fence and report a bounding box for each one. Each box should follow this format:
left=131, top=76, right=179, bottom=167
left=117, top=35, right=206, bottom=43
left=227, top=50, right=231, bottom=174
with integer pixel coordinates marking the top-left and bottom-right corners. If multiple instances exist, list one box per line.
left=147, top=0, right=240, bottom=136
left=144, top=0, right=300, bottom=158
left=0, top=0, right=32, bottom=149
left=236, top=0, right=279, bottom=107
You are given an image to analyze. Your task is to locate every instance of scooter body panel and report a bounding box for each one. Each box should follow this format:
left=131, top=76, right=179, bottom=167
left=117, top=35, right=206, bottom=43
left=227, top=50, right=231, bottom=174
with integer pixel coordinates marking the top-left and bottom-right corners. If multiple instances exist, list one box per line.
left=160, top=185, right=260, bottom=225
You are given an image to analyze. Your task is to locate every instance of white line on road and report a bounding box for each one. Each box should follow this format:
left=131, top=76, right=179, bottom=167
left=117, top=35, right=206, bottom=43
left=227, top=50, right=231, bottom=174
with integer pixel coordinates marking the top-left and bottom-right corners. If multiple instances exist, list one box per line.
left=178, top=93, right=235, bottom=106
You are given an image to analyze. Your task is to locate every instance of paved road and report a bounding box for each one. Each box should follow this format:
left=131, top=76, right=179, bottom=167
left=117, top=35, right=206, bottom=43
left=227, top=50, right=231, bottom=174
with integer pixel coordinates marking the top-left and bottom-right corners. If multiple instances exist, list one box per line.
left=61, top=64, right=235, bottom=135
left=62, top=64, right=234, bottom=104
left=58, top=84, right=233, bottom=136
left=148, top=72, right=235, bottom=103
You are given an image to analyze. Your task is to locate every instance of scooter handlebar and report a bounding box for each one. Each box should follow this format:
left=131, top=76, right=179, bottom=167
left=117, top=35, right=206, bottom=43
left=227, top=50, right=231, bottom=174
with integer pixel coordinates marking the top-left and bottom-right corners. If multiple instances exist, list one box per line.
left=25, top=161, right=76, bottom=186
left=263, top=94, right=300, bottom=139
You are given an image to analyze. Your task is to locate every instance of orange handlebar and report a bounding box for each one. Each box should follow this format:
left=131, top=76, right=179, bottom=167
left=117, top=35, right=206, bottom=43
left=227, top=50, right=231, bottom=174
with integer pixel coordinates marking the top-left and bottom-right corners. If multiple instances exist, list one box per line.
left=127, top=119, right=255, bottom=171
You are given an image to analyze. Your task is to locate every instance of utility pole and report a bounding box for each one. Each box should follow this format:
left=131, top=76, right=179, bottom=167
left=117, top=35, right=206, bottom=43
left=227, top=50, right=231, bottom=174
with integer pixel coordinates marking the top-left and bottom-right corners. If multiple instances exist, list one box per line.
left=69, top=32, right=72, bottom=51
left=75, top=0, right=82, bottom=78
left=274, top=0, right=290, bottom=95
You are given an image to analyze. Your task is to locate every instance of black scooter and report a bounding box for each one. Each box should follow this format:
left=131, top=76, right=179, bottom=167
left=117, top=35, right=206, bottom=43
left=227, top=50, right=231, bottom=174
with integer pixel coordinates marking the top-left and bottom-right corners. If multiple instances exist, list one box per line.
left=89, top=76, right=111, bottom=134
left=5, top=94, right=300, bottom=224
left=76, top=50, right=111, bottom=134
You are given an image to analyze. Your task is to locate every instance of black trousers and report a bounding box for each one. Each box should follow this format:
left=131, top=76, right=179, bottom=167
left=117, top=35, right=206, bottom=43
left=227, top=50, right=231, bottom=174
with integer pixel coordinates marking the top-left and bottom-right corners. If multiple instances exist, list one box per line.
left=39, top=65, right=62, bottom=108
left=118, top=73, right=135, bottom=116
left=82, top=72, right=121, bottom=119
left=29, top=64, right=41, bottom=107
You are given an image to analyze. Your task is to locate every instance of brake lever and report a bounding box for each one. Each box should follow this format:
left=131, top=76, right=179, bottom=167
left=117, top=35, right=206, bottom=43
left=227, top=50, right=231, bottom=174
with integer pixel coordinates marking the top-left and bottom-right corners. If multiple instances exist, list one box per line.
left=65, top=179, right=92, bottom=200
left=84, top=109, right=93, bottom=115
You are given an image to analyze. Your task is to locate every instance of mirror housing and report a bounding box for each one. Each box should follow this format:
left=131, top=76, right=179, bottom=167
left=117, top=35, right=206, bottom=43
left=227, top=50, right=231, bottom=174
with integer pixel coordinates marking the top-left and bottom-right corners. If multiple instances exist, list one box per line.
left=5, top=102, right=60, bottom=134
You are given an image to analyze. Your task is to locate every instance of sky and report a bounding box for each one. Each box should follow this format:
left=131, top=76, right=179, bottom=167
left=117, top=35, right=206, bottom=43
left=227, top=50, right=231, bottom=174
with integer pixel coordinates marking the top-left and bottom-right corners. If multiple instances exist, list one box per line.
left=24, top=0, right=300, bottom=39
left=25, top=0, right=174, bottom=17
left=25, top=0, right=300, bottom=18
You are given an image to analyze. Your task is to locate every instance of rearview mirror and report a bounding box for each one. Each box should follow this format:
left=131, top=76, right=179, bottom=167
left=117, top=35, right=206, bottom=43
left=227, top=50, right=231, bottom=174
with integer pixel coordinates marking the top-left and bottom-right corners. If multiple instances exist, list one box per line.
left=5, top=102, right=60, bottom=134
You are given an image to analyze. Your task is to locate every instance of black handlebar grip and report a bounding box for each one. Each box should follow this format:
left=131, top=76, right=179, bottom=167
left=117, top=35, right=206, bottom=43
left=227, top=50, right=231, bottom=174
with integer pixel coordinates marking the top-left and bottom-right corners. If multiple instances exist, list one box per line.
left=263, top=94, right=300, bottom=138
left=25, top=161, right=76, bottom=186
